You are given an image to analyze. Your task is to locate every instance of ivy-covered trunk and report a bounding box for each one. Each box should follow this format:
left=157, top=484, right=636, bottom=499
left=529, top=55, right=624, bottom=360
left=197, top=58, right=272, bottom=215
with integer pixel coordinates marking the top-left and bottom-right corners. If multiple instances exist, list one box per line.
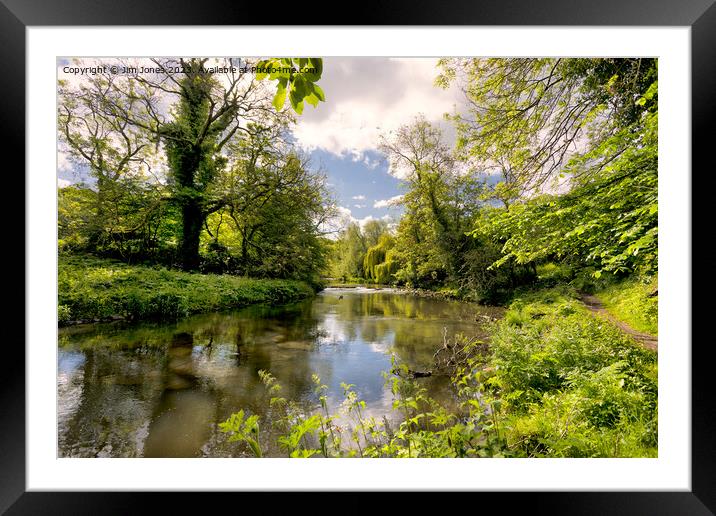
left=179, top=199, right=203, bottom=271
left=161, top=60, right=217, bottom=271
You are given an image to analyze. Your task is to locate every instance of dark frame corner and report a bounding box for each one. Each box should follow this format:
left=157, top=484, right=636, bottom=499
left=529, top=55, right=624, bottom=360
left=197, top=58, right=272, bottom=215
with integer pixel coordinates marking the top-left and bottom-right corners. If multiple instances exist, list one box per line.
left=4, top=0, right=714, bottom=513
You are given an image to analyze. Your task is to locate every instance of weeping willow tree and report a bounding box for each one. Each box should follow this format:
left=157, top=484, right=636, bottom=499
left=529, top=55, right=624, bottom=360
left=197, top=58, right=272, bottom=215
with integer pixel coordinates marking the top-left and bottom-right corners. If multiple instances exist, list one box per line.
left=363, top=234, right=397, bottom=283
left=374, top=252, right=400, bottom=284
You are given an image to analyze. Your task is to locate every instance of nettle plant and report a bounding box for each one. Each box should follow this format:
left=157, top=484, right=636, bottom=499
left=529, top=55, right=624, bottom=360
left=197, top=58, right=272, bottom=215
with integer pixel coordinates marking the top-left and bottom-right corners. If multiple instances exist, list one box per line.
left=219, top=351, right=508, bottom=458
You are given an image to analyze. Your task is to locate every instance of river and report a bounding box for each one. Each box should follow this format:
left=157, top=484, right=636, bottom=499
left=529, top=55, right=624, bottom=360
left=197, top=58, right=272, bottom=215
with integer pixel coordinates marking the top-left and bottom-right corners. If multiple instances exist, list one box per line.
left=58, top=287, right=502, bottom=457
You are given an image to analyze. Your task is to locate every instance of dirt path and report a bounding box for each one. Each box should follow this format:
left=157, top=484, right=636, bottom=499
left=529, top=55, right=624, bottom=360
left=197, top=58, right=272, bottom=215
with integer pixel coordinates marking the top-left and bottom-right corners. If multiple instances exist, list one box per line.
left=579, top=294, right=658, bottom=352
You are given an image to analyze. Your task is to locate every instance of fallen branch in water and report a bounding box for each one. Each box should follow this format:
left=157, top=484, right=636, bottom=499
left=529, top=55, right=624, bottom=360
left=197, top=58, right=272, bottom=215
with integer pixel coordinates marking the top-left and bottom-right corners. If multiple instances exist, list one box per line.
left=432, top=329, right=490, bottom=375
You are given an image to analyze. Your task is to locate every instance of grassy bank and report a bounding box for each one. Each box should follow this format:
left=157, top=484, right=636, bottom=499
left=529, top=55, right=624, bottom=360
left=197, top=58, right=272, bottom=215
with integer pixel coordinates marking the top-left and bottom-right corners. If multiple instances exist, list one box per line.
left=594, top=277, right=658, bottom=335
left=486, top=287, right=658, bottom=457
left=58, top=255, right=316, bottom=325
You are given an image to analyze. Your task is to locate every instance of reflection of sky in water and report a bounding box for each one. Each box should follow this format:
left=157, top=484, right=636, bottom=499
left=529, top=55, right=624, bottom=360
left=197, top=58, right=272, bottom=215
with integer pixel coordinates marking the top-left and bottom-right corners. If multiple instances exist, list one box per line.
left=58, top=289, right=502, bottom=457
left=57, top=351, right=85, bottom=454
left=58, top=350, right=85, bottom=375
left=311, top=309, right=396, bottom=403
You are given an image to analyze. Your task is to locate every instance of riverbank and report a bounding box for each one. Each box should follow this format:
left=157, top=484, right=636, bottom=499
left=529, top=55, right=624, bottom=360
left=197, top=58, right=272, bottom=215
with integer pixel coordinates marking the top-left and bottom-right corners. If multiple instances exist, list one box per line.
left=592, top=276, right=658, bottom=336
left=58, top=255, right=316, bottom=326
left=477, top=285, right=658, bottom=457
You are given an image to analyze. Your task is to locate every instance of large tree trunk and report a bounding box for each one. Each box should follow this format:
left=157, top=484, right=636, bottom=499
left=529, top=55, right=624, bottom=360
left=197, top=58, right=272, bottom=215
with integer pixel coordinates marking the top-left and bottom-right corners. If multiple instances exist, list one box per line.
left=180, top=200, right=203, bottom=271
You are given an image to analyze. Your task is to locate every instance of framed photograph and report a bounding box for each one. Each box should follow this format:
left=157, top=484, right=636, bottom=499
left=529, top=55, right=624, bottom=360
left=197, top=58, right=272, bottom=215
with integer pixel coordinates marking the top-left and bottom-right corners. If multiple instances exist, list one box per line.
left=6, top=0, right=714, bottom=512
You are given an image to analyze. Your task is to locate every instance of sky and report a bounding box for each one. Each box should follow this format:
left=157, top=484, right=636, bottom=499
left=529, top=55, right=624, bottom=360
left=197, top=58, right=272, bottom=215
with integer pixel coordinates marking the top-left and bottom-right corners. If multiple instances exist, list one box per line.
left=57, top=57, right=465, bottom=231
left=292, top=57, right=462, bottom=229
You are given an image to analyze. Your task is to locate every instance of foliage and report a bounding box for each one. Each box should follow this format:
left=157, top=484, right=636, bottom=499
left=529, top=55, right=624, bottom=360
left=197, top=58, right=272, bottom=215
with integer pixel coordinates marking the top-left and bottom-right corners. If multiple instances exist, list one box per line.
left=58, top=254, right=314, bottom=324
left=220, top=360, right=507, bottom=458
left=435, top=57, right=657, bottom=198
left=329, top=219, right=392, bottom=283
left=253, top=58, right=325, bottom=114
left=58, top=184, right=173, bottom=262
left=219, top=410, right=263, bottom=457
left=377, top=116, right=535, bottom=300
left=431, top=57, right=659, bottom=294
left=202, top=133, right=333, bottom=281
left=380, top=117, right=480, bottom=286
left=483, top=287, right=657, bottom=457
left=363, top=233, right=396, bottom=282
left=472, top=104, right=657, bottom=277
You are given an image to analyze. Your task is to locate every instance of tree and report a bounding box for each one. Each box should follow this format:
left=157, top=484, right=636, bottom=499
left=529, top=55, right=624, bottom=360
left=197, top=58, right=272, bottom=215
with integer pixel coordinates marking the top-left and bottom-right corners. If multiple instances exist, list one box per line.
left=361, top=219, right=389, bottom=249
left=363, top=233, right=396, bottom=283
left=58, top=76, right=160, bottom=254
left=444, top=58, right=659, bottom=277
left=332, top=223, right=367, bottom=280
left=205, top=131, right=333, bottom=280
left=435, top=58, right=657, bottom=200
left=379, top=116, right=483, bottom=285
left=64, top=57, right=325, bottom=270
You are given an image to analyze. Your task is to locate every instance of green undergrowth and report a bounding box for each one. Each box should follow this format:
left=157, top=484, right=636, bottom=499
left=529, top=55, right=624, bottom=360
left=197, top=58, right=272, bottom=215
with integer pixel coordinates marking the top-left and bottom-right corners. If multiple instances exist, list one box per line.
left=595, top=276, right=658, bottom=335
left=487, top=287, right=657, bottom=457
left=58, top=254, right=315, bottom=325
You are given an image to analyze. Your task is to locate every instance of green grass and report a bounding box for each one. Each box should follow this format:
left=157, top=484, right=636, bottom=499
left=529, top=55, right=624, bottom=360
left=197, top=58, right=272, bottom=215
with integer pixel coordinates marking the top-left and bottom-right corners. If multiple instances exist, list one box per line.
left=485, top=287, right=658, bottom=457
left=58, top=254, right=316, bottom=325
left=595, top=276, right=658, bottom=335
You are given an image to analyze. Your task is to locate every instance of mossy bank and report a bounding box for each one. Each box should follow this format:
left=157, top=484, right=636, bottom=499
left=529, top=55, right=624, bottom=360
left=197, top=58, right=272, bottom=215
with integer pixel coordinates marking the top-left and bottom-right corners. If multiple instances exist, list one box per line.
left=58, top=255, right=317, bottom=326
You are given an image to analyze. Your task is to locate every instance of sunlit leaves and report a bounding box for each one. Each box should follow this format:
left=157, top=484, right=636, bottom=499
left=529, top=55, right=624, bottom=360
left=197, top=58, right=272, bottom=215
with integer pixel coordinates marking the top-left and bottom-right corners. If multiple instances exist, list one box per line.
left=219, top=409, right=263, bottom=457
left=254, top=57, right=325, bottom=114
left=272, top=78, right=288, bottom=111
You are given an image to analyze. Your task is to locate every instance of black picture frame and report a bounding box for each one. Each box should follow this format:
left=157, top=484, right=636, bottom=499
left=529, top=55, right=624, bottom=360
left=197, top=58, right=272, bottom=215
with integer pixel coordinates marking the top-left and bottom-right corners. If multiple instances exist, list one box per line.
left=3, top=0, right=714, bottom=513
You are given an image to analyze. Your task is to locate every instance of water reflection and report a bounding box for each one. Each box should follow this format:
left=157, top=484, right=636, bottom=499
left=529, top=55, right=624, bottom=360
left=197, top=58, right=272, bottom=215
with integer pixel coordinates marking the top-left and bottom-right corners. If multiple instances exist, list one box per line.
left=58, top=288, right=502, bottom=457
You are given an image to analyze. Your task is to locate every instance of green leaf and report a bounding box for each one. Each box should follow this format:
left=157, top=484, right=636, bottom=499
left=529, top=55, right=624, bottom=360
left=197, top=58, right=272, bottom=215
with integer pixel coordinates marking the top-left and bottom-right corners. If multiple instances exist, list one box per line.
left=291, top=76, right=306, bottom=99
left=312, top=83, right=325, bottom=102
left=289, top=80, right=306, bottom=114
left=273, top=80, right=287, bottom=111
left=304, top=92, right=319, bottom=108
left=304, top=58, right=323, bottom=82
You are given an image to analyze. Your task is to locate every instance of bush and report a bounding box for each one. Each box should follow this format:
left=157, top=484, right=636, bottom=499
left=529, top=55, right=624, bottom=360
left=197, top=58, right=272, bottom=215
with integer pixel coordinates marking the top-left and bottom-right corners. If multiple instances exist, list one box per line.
left=58, top=304, right=72, bottom=326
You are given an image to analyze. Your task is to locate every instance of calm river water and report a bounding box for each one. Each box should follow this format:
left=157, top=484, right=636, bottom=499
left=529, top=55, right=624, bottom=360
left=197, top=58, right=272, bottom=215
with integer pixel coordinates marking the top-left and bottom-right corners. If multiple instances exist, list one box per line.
left=58, top=287, right=502, bottom=457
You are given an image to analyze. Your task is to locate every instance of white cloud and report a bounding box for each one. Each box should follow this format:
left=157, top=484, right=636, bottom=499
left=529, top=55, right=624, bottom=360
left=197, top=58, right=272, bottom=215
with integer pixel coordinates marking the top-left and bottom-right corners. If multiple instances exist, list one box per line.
left=356, top=215, right=377, bottom=230
left=57, top=148, right=76, bottom=173
left=57, top=178, right=72, bottom=188
left=351, top=195, right=366, bottom=200
left=292, top=58, right=461, bottom=157
left=373, top=195, right=404, bottom=208
left=336, top=206, right=353, bottom=220
left=321, top=206, right=390, bottom=238
left=363, top=155, right=381, bottom=170
left=354, top=204, right=366, bottom=209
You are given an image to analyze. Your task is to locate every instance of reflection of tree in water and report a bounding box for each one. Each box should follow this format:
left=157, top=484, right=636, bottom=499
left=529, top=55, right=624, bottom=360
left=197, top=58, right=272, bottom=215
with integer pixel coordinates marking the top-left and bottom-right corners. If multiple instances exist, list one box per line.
left=143, top=332, right=220, bottom=457
left=59, top=346, right=165, bottom=457
left=58, top=292, right=497, bottom=457
left=321, top=291, right=490, bottom=369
